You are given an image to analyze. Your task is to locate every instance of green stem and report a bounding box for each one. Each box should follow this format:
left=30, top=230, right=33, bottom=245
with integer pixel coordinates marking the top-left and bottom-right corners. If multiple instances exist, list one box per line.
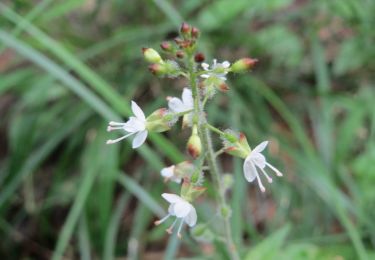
left=187, top=55, right=240, bottom=260
left=206, top=123, right=226, bottom=136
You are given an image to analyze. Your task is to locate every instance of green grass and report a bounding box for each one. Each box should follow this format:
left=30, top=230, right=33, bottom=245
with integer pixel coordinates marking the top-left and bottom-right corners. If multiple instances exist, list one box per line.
left=0, top=0, right=375, bottom=259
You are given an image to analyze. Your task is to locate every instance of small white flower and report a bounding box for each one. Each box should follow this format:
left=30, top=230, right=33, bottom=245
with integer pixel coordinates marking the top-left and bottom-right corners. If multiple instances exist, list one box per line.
left=106, top=101, right=148, bottom=149
left=201, top=59, right=230, bottom=81
left=160, top=165, right=182, bottom=183
left=168, top=88, right=193, bottom=113
left=243, top=141, right=283, bottom=192
left=155, top=193, right=197, bottom=238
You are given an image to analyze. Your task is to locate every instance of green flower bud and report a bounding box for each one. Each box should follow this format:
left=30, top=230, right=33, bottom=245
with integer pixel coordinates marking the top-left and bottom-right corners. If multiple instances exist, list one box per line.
left=191, top=224, right=214, bottom=242
left=231, top=58, right=258, bottom=73
left=220, top=204, right=232, bottom=219
left=187, top=126, right=202, bottom=158
left=181, top=178, right=206, bottom=202
left=222, top=174, right=234, bottom=191
left=222, top=131, right=251, bottom=159
left=146, top=108, right=171, bottom=132
left=142, top=48, right=163, bottom=63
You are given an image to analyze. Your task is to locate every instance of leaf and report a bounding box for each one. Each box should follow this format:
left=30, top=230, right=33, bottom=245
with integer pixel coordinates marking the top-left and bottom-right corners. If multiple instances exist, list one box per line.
left=245, top=224, right=290, bottom=260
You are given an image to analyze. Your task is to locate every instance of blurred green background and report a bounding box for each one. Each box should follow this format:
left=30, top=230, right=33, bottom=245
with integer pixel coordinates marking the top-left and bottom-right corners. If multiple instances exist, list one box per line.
left=0, top=0, right=374, bottom=259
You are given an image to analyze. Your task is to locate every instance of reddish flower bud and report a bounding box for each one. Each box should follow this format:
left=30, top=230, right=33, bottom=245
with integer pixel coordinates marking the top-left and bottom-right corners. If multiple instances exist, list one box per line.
left=231, top=58, right=258, bottom=73
left=160, top=41, right=172, bottom=51
left=194, top=52, right=205, bottom=63
left=176, top=50, right=184, bottom=59
left=191, top=27, right=200, bottom=38
left=148, top=63, right=166, bottom=76
left=174, top=37, right=183, bottom=45
left=187, top=126, right=202, bottom=158
left=218, top=82, right=230, bottom=92
left=180, top=22, right=191, bottom=35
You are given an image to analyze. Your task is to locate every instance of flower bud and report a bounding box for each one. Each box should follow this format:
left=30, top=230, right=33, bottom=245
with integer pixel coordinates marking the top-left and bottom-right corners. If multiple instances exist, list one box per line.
left=202, top=77, right=230, bottom=92
left=222, top=174, right=234, bottom=191
left=180, top=22, right=191, bottom=36
left=148, top=63, right=167, bottom=76
left=191, top=224, right=214, bottom=243
left=222, top=131, right=250, bottom=159
left=175, top=161, right=195, bottom=179
left=160, top=41, right=172, bottom=52
left=181, top=178, right=206, bottom=201
left=194, top=52, right=205, bottom=63
left=220, top=204, right=232, bottom=219
left=218, top=82, right=229, bottom=92
left=231, top=58, right=258, bottom=73
left=149, top=60, right=180, bottom=77
left=176, top=50, right=184, bottom=59
left=142, top=48, right=163, bottom=63
left=187, top=134, right=202, bottom=158
left=191, top=27, right=200, bottom=38
left=187, top=126, right=202, bottom=158
left=145, top=108, right=171, bottom=132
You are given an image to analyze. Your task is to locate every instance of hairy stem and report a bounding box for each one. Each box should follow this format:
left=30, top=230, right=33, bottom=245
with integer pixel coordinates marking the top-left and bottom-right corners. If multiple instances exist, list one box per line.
left=187, top=56, right=240, bottom=260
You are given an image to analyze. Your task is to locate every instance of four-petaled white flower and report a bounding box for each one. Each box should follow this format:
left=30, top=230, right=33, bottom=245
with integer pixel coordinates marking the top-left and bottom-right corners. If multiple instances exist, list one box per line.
left=155, top=193, right=197, bottom=238
left=201, top=59, right=231, bottom=81
left=168, top=87, right=193, bottom=113
left=161, top=165, right=182, bottom=183
left=243, top=141, right=283, bottom=192
left=106, top=101, right=148, bottom=148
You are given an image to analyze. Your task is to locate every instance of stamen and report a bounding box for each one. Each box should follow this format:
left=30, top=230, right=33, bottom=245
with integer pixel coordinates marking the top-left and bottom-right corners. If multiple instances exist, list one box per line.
left=106, top=132, right=134, bottom=144
left=166, top=218, right=178, bottom=234
left=154, top=214, right=170, bottom=226
left=266, top=162, right=283, bottom=177
left=258, top=166, right=273, bottom=183
left=256, top=174, right=266, bottom=192
left=177, top=219, right=184, bottom=239
left=109, top=121, right=126, bottom=126
left=107, top=126, right=124, bottom=132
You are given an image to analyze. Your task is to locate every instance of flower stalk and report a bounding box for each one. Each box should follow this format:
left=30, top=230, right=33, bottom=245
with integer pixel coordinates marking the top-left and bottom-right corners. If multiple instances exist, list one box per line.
left=187, top=54, right=240, bottom=260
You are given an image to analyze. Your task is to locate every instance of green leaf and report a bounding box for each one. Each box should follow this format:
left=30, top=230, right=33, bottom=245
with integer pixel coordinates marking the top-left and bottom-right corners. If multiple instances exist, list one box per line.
left=245, top=224, right=291, bottom=260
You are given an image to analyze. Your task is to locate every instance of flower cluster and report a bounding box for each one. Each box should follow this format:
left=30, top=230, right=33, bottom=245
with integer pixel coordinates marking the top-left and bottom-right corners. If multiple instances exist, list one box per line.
left=105, top=22, right=282, bottom=241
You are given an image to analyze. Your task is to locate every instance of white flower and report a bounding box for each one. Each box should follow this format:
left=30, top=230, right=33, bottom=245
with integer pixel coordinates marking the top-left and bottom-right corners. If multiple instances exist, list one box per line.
left=168, top=88, right=193, bottom=113
left=201, top=59, right=230, bottom=81
left=155, top=193, right=197, bottom=238
left=106, top=101, right=148, bottom=149
left=160, top=165, right=182, bottom=183
left=243, top=141, right=283, bottom=192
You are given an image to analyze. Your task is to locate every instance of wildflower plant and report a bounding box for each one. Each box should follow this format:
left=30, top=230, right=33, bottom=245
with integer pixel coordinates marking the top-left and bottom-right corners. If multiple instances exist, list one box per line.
left=106, top=22, right=282, bottom=259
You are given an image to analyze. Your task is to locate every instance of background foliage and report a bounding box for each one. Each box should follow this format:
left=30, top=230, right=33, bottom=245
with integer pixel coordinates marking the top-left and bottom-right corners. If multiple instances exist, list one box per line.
left=0, top=0, right=374, bottom=259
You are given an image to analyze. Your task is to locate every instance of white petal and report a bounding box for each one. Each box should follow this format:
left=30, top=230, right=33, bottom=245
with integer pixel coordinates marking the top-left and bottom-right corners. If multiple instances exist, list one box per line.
left=252, top=141, right=268, bottom=154
left=168, top=204, right=175, bottom=215
left=222, top=61, right=230, bottom=68
left=250, top=152, right=266, bottom=168
left=168, top=97, right=186, bottom=113
left=201, top=63, right=209, bottom=70
left=132, top=130, right=148, bottom=148
left=173, top=201, right=191, bottom=218
left=171, top=176, right=182, bottom=184
left=243, top=157, right=258, bottom=182
left=200, top=74, right=210, bottom=78
left=131, top=101, right=145, bottom=121
left=123, top=117, right=145, bottom=132
left=161, top=165, right=175, bottom=178
left=182, top=88, right=193, bottom=108
left=162, top=193, right=183, bottom=204
left=184, top=205, right=197, bottom=227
